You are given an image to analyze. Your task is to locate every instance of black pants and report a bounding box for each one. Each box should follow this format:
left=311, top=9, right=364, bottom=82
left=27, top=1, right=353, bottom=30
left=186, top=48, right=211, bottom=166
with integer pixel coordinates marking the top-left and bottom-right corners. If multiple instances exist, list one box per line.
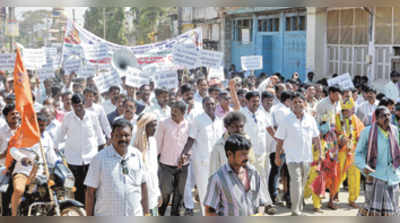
left=158, top=163, right=188, bottom=216
left=268, top=152, right=282, bottom=202
left=68, top=164, right=89, bottom=205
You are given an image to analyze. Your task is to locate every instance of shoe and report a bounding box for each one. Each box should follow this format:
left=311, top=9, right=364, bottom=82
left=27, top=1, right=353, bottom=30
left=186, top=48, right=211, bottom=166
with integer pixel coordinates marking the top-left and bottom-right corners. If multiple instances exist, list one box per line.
left=273, top=197, right=285, bottom=206
left=264, top=205, right=277, bottom=215
left=327, top=202, right=338, bottom=210
left=313, top=208, right=323, bottom=213
left=349, top=201, right=359, bottom=209
left=184, top=208, right=194, bottom=216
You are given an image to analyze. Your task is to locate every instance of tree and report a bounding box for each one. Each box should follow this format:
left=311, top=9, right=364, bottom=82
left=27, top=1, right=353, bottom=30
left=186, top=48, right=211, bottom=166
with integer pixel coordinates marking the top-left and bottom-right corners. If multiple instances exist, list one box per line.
left=17, top=9, right=52, bottom=48
left=83, top=7, right=128, bottom=45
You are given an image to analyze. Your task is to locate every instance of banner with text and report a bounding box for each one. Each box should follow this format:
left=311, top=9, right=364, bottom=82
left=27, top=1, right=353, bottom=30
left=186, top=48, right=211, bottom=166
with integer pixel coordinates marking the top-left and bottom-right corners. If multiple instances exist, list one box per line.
left=327, top=73, right=354, bottom=90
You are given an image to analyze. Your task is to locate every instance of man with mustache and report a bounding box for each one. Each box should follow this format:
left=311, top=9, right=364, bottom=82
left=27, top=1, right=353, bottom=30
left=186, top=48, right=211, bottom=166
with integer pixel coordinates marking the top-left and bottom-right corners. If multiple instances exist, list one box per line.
left=204, top=134, right=267, bottom=216
left=355, top=106, right=400, bottom=216
left=85, top=118, right=149, bottom=216
left=275, top=93, right=321, bottom=216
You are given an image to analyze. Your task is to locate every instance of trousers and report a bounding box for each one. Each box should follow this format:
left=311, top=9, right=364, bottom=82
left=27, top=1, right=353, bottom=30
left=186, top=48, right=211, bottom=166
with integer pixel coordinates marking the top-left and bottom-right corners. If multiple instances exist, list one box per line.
left=158, top=163, right=188, bottom=216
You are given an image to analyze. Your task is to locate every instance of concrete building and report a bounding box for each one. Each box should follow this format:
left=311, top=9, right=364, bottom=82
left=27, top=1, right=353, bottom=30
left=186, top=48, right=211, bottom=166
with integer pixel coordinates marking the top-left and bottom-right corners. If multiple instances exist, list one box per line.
left=307, top=7, right=400, bottom=90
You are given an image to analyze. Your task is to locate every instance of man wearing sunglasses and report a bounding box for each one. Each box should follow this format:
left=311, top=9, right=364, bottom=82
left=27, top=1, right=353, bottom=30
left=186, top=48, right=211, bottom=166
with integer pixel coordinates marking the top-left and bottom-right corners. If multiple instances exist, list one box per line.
left=84, top=118, right=149, bottom=216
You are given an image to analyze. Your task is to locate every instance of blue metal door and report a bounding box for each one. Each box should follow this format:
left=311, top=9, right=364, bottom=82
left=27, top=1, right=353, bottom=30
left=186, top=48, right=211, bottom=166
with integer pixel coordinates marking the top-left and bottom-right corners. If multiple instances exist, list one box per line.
left=262, top=35, right=281, bottom=76
left=283, top=32, right=306, bottom=80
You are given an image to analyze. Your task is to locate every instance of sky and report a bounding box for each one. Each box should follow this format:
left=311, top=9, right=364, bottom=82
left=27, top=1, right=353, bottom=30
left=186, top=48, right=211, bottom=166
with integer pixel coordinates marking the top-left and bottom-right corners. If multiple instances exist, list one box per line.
left=15, top=7, right=87, bottom=26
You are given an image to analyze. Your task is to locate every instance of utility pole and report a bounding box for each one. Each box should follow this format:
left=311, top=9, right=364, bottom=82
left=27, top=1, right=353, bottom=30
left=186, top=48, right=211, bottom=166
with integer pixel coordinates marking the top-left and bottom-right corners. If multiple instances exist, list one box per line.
left=103, top=8, right=106, bottom=40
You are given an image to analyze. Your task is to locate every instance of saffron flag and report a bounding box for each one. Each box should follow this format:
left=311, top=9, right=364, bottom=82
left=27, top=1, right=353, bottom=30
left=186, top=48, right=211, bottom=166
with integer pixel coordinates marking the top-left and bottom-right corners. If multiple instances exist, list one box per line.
left=5, top=48, right=40, bottom=169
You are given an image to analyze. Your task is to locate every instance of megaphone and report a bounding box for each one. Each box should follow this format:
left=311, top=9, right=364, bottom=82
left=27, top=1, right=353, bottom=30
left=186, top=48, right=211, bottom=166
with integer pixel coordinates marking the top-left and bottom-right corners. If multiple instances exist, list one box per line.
left=112, top=48, right=139, bottom=76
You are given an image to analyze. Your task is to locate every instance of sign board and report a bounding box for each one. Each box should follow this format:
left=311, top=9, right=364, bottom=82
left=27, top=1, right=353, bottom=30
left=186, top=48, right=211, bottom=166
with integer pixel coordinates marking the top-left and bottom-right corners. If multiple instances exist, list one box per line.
left=82, top=43, right=111, bottom=61
left=208, top=66, right=225, bottom=80
left=22, top=48, right=47, bottom=69
left=198, top=49, right=224, bottom=69
left=242, top=29, right=250, bottom=44
left=93, top=69, right=122, bottom=93
left=38, top=65, right=55, bottom=81
left=0, top=53, right=16, bottom=72
left=154, top=70, right=178, bottom=89
left=327, top=73, right=355, bottom=90
left=172, top=44, right=199, bottom=69
left=124, top=68, right=149, bottom=88
left=241, top=55, right=263, bottom=71
left=78, top=65, right=97, bottom=78
left=63, top=57, right=82, bottom=75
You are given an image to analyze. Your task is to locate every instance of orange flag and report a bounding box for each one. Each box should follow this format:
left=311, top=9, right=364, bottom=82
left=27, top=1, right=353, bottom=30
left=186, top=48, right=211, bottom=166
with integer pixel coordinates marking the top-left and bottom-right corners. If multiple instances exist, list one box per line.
left=5, top=48, right=40, bottom=169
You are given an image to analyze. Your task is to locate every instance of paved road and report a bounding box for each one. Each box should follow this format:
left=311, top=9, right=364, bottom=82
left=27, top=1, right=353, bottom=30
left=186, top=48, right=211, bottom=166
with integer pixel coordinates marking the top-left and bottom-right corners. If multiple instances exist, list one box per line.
left=174, top=188, right=364, bottom=216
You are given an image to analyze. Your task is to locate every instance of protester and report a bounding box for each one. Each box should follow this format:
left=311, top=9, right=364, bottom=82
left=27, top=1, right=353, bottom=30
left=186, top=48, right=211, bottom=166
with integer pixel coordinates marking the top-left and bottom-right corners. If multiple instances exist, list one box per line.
left=355, top=106, right=400, bottom=216
left=204, top=134, right=267, bottom=216
left=156, top=101, right=189, bottom=216
left=275, top=93, right=321, bottom=216
left=84, top=118, right=149, bottom=216
left=55, top=93, right=106, bottom=204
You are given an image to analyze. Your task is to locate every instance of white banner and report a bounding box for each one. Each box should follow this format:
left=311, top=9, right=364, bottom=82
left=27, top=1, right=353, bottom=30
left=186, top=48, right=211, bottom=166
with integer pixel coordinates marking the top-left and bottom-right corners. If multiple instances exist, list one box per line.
left=63, top=20, right=202, bottom=70
left=22, top=48, right=47, bottom=69
left=199, top=49, right=224, bottom=69
left=241, top=55, right=263, bottom=71
left=172, top=44, right=199, bottom=69
left=93, top=69, right=122, bottom=93
left=154, top=70, right=178, bottom=90
left=327, top=73, right=355, bottom=89
left=0, top=53, right=16, bottom=72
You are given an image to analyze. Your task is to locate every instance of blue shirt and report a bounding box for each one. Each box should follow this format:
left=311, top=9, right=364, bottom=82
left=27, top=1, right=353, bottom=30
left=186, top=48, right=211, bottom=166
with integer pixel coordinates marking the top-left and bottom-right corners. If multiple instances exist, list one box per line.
left=355, top=126, right=400, bottom=185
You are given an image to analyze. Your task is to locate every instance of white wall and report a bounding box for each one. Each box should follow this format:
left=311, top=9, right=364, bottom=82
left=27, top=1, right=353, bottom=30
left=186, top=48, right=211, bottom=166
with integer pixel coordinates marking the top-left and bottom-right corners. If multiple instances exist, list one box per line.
left=306, top=7, right=328, bottom=80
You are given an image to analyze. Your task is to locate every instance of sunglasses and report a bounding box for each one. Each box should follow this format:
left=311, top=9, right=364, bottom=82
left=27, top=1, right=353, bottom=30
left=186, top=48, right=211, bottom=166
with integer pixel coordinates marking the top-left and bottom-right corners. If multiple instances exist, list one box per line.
left=121, top=159, right=129, bottom=175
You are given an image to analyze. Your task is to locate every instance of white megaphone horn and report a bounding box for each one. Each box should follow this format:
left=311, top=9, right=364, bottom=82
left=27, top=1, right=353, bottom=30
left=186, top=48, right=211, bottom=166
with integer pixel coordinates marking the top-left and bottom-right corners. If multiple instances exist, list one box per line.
left=112, top=48, right=140, bottom=77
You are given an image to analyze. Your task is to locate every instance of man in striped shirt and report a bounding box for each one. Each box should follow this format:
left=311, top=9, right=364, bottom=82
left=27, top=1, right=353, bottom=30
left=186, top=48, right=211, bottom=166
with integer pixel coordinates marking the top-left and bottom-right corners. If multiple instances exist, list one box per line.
left=204, top=134, right=266, bottom=216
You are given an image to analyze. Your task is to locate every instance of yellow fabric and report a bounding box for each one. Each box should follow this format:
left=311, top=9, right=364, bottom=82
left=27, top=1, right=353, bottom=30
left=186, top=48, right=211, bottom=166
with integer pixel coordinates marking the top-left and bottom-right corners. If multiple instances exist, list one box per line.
left=340, top=97, right=355, bottom=110
left=338, top=151, right=361, bottom=202
left=335, top=114, right=364, bottom=203
left=304, top=140, right=326, bottom=209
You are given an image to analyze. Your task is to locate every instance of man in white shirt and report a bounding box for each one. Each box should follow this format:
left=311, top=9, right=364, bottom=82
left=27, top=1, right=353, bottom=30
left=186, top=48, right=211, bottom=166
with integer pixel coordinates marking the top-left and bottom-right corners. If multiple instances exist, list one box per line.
left=102, top=86, right=120, bottom=114
left=266, top=91, right=293, bottom=204
left=55, top=93, right=106, bottom=204
left=0, top=104, right=20, bottom=166
left=149, top=88, right=171, bottom=122
left=84, top=87, right=112, bottom=141
left=194, top=77, right=208, bottom=104
left=357, top=86, right=379, bottom=126
left=85, top=118, right=149, bottom=216
left=179, top=97, right=224, bottom=215
left=315, top=85, right=342, bottom=124
left=275, top=93, right=321, bottom=216
left=240, top=91, right=273, bottom=209
left=383, top=71, right=399, bottom=103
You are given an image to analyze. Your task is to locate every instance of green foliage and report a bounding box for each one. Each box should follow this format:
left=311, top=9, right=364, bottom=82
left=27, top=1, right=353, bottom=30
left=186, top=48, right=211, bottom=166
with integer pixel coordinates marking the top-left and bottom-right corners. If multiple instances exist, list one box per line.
left=83, top=7, right=128, bottom=45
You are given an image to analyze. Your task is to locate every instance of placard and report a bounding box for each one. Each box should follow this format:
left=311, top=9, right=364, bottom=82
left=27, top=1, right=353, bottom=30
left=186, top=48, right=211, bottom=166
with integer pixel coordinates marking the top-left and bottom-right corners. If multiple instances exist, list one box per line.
left=208, top=66, right=225, bottom=80
left=93, top=69, right=122, bottom=93
left=241, top=55, right=263, bottom=71
left=0, top=53, right=16, bottom=71
left=63, top=57, right=82, bottom=75
left=198, top=49, right=224, bottom=69
left=154, top=70, right=178, bottom=89
left=172, top=44, right=199, bottom=69
left=327, top=73, right=355, bottom=90
left=38, top=65, right=55, bottom=81
left=22, top=48, right=47, bottom=69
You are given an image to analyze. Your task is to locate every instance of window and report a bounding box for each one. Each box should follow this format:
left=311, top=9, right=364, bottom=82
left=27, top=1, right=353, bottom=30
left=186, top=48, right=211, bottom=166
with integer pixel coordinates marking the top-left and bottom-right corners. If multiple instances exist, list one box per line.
left=232, top=19, right=253, bottom=42
left=285, top=16, right=306, bottom=31
left=258, top=18, right=280, bottom=32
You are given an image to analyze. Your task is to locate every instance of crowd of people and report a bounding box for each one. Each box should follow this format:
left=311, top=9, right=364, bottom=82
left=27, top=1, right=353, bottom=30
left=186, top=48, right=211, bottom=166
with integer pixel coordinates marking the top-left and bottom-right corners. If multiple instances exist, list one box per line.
left=0, top=65, right=400, bottom=216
